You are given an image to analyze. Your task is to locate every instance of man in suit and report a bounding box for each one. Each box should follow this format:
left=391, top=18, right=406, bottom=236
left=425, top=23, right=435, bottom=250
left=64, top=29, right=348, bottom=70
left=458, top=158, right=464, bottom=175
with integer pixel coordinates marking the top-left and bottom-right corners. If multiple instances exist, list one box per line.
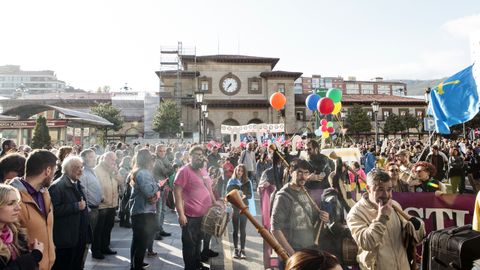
left=49, top=155, right=90, bottom=270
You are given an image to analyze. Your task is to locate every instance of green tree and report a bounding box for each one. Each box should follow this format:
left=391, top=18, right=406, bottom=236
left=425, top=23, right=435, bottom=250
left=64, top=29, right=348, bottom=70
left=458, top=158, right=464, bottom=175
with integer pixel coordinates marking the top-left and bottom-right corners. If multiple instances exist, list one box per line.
left=383, top=114, right=405, bottom=134
left=31, top=115, right=51, bottom=149
left=400, top=113, right=420, bottom=134
left=91, top=103, right=123, bottom=145
left=344, top=104, right=372, bottom=136
left=152, top=99, right=181, bottom=138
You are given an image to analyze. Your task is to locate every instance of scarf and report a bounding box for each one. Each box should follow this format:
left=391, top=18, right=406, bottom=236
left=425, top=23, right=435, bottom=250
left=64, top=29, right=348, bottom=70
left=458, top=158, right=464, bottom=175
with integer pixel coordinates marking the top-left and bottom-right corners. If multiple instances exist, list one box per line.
left=1, top=226, right=16, bottom=260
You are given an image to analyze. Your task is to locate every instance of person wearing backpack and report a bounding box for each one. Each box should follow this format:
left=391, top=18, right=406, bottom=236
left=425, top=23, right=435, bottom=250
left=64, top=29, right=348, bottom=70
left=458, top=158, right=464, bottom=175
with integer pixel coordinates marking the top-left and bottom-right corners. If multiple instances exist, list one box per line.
left=271, top=159, right=330, bottom=270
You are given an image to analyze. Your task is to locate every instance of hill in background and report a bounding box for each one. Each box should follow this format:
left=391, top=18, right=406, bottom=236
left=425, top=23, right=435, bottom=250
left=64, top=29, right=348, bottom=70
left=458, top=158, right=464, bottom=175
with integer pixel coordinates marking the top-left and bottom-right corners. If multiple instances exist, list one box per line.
left=400, top=78, right=445, bottom=95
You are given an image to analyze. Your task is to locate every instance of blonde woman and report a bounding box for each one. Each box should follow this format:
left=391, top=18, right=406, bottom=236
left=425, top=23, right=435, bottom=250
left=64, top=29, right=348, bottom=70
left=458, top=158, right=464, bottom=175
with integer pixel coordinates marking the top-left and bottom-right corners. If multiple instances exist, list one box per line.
left=0, top=184, right=44, bottom=269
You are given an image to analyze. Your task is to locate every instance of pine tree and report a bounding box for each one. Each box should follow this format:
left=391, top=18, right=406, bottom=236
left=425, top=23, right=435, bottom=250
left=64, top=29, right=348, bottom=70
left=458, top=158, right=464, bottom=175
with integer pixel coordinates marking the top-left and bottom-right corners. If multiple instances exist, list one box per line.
left=152, top=100, right=181, bottom=138
left=344, top=104, right=372, bottom=136
left=31, top=115, right=51, bottom=149
left=383, top=114, right=405, bottom=135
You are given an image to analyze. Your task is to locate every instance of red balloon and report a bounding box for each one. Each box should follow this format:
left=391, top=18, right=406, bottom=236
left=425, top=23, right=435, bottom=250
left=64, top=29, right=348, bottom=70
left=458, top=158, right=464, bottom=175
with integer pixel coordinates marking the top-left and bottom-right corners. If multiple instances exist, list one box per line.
left=317, top=97, right=334, bottom=115
left=320, top=119, right=327, bottom=126
left=321, top=125, right=328, bottom=132
left=327, top=127, right=335, bottom=133
left=269, top=92, right=286, bottom=110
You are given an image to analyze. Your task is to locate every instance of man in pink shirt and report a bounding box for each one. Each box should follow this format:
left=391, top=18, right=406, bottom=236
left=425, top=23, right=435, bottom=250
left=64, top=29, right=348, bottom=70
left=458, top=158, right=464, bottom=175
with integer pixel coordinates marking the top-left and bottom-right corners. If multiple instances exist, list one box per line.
left=174, top=145, right=220, bottom=270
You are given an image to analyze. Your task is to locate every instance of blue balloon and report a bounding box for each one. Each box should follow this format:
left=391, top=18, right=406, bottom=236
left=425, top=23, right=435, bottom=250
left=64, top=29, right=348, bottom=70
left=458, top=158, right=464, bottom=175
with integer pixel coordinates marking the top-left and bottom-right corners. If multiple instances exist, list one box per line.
left=305, top=94, right=321, bottom=111
left=314, top=129, right=322, bottom=137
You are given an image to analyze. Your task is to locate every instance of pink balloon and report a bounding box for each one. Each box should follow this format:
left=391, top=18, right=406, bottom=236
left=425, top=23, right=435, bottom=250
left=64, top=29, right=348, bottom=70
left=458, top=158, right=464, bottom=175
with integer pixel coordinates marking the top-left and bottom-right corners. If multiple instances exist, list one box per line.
left=320, top=119, right=328, bottom=126
left=317, top=97, right=335, bottom=115
left=321, top=125, right=328, bottom=132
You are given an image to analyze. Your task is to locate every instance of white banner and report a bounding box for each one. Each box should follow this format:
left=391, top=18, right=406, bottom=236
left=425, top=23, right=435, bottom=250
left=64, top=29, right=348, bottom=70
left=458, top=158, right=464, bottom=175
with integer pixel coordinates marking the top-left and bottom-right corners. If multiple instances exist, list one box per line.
left=220, top=123, right=285, bottom=135
left=320, top=148, right=362, bottom=163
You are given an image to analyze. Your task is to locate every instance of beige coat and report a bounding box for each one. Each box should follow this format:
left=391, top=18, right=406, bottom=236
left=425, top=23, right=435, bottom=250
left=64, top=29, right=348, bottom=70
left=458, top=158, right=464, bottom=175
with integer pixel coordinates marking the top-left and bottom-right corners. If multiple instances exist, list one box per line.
left=346, top=194, right=425, bottom=270
left=95, top=162, right=119, bottom=209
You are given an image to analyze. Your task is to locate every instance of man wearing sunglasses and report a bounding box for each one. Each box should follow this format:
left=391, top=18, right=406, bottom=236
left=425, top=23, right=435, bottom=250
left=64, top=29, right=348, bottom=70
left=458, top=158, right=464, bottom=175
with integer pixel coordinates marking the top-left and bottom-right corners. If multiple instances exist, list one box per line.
left=384, top=162, right=408, bottom=192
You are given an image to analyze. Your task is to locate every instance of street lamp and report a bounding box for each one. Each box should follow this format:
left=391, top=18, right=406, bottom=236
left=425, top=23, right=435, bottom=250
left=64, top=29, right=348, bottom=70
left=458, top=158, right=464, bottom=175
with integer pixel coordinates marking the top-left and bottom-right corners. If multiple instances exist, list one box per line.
left=201, top=104, right=208, bottom=143
left=203, top=111, right=209, bottom=142
left=371, top=101, right=380, bottom=146
left=180, top=122, right=184, bottom=141
left=371, top=101, right=380, bottom=148
left=195, top=91, right=204, bottom=143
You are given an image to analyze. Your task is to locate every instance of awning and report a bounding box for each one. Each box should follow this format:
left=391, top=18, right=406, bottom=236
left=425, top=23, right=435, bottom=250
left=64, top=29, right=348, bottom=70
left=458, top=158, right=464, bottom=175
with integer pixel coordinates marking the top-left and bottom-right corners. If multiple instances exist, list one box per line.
left=2, top=104, right=113, bottom=127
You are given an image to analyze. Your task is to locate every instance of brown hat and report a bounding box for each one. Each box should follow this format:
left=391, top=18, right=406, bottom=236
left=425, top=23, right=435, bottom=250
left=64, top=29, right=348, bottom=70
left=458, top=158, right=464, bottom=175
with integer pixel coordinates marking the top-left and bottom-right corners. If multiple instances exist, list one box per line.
left=395, top=149, right=409, bottom=156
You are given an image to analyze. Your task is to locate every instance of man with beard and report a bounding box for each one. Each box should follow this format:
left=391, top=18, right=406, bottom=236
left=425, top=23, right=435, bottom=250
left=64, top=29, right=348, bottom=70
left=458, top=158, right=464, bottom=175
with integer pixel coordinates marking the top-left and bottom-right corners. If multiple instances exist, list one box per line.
left=271, top=159, right=330, bottom=270
left=49, top=156, right=90, bottom=270
left=9, top=150, right=57, bottom=270
left=425, top=145, right=448, bottom=182
left=304, top=139, right=334, bottom=190
left=174, top=146, right=221, bottom=270
left=347, top=169, right=425, bottom=270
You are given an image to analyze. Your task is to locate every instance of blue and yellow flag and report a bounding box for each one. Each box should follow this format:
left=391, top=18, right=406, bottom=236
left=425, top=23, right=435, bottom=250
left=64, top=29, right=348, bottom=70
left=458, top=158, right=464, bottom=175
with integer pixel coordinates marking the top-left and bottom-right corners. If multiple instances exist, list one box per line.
left=428, top=64, right=479, bottom=134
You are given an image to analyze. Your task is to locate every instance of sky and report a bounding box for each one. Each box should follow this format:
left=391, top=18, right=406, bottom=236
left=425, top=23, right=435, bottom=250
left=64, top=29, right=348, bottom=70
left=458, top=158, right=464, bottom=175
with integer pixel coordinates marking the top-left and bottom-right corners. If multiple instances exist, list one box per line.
left=1, top=0, right=480, bottom=92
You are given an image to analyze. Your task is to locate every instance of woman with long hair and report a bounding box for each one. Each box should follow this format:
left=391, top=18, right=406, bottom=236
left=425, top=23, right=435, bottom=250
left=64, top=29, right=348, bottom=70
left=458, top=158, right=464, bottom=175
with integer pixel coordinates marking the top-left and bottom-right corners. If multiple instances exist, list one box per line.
left=226, top=164, right=252, bottom=259
left=0, top=184, right=44, bottom=269
left=118, top=156, right=132, bottom=228
left=448, top=147, right=465, bottom=193
left=129, top=149, right=159, bottom=270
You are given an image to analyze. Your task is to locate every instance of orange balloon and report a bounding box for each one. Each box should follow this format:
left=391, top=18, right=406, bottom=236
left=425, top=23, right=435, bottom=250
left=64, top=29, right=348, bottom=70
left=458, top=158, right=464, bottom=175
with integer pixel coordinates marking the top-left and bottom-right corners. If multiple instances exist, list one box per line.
left=270, top=92, right=286, bottom=110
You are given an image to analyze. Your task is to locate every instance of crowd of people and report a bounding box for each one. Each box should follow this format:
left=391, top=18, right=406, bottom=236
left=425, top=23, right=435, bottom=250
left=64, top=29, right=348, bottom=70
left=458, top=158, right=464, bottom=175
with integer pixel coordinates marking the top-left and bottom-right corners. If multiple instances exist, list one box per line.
left=0, top=135, right=478, bottom=270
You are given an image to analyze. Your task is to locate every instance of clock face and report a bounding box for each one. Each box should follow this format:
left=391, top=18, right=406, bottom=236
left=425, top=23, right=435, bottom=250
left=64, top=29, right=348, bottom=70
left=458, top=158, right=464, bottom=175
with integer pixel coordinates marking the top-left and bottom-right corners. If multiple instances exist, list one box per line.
left=222, top=78, right=238, bottom=92
left=219, top=73, right=241, bottom=95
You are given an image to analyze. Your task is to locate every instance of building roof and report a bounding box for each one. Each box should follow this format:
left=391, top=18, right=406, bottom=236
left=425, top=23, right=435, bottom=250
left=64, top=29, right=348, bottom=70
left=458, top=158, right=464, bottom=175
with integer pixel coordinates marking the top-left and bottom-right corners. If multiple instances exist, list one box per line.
left=155, top=70, right=200, bottom=79
left=18, top=92, right=111, bottom=100
left=260, top=71, right=303, bottom=79
left=295, top=94, right=426, bottom=106
left=2, top=104, right=113, bottom=127
left=181, top=55, right=280, bottom=69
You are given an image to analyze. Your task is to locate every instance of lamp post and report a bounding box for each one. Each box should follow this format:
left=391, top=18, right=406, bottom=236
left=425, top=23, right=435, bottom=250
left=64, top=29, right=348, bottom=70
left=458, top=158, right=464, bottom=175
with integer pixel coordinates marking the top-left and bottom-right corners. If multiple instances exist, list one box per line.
left=180, top=122, right=184, bottom=141
left=340, top=109, right=347, bottom=145
left=203, top=111, right=209, bottom=142
left=201, top=104, right=208, bottom=143
left=195, top=91, right=204, bottom=143
left=371, top=101, right=380, bottom=148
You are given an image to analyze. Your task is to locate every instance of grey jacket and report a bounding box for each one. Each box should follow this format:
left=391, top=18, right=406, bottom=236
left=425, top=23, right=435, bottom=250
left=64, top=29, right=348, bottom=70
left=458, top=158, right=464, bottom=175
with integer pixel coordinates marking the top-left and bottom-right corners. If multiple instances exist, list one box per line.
left=80, top=166, right=103, bottom=208
left=129, top=169, right=158, bottom=216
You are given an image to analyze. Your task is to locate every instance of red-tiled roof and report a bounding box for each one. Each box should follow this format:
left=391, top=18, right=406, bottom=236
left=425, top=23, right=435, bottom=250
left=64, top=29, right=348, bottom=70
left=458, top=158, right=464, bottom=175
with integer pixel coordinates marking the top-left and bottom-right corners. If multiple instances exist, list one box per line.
left=181, top=55, right=280, bottom=69
left=260, top=71, right=303, bottom=79
left=295, top=94, right=425, bottom=105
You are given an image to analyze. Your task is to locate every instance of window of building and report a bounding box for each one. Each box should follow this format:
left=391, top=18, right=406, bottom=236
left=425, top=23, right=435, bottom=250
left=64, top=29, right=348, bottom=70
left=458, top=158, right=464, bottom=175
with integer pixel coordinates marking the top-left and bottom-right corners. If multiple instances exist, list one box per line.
left=415, top=109, right=424, bottom=119
left=382, top=109, right=392, bottom=121
left=377, top=84, right=390, bottom=95
left=200, top=80, right=209, bottom=91
left=346, top=83, right=359, bottom=94
left=198, top=76, right=212, bottom=93
left=277, top=83, right=285, bottom=93
left=399, top=109, right=409, bottom=116
left=295, top=109, right=305, bottom=121
left=361, top=84, right=374, bottom=94
left=248, top=77, right=262, bottom=94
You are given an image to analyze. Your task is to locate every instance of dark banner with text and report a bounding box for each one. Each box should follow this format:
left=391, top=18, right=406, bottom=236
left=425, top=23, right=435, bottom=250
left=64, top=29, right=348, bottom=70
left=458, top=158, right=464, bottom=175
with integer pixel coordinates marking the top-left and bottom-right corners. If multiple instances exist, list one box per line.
left=392, top=192, right=476, bottom=235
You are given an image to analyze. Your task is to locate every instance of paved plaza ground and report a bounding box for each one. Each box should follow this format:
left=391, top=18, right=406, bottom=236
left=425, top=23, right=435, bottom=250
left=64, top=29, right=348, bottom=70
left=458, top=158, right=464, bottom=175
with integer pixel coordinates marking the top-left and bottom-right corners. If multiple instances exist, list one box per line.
left=85, top=196, right=265, bottom=270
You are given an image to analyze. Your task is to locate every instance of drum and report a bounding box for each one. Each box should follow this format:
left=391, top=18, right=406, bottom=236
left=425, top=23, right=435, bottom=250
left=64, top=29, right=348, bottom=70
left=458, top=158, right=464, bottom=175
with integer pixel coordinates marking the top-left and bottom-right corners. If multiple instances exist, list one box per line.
left=201, top=205, right=229, bottom=237
left=342, top=237, right=359, bottom=266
